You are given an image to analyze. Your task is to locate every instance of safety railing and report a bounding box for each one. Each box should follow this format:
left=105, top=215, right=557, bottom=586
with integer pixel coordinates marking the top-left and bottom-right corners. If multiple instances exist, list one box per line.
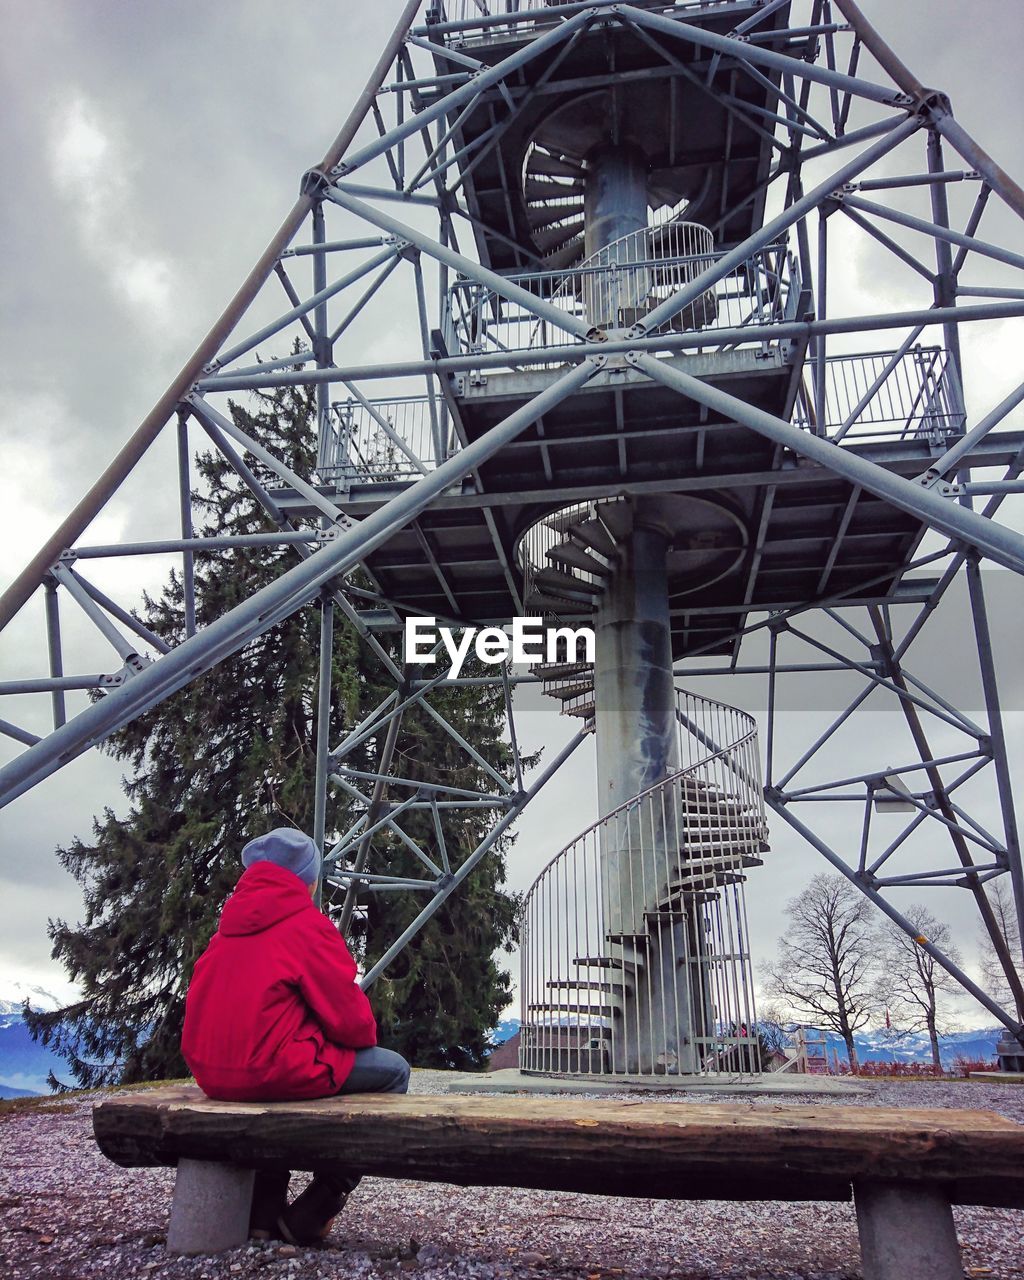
left=314, top=341, right=956, bottom=489
left=429, top=0, right=740, bottom=38
left=553, top=222, right=717, bottom=332
left=445, top=239, right=800, bottom=375
left=317, top=395, right=448, bottom=485
left=519, top=688, right=767, bottom=1078
left=795, top=346, right=966, bottom=444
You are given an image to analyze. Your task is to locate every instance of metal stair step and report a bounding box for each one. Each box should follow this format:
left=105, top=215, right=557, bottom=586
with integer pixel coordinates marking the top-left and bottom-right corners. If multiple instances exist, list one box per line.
left=643, top=908, right=688, bottom=925
left=679, top=777, right=726, bottom=795
left=527, top=1002, right=619, bottom=1017
left=589, top=500, right=633, bottom=540
left=547, top=541, right=612, bottom=578
left=520, top=1023, right=611, bottom=1039
left=530, top=660, right=593, bottom=679
left=528, top=149, right=586, bottom=180
left=534, top=568, right=603, bottom=601
left=678, top=815, right=760, bottom=828
left=524, top=591, right=590, bottom=617
left=677, top=836, right=761, bottom=851
left=528, top=204, right=585, bottom=233
left=657, top=878, right=748, bottom=907
left=561, top=698, right=596, bottom=719
left=545, top=679, right=596, bottom=701
left=661, top=868, right=754, bottom=897
left=546, top=980, right=628, bottom=994
left=566, top=516, right=618, bottom=557
left=573, top=955, right=644, bottom=970
left=670, top=854, right=762, bottom=873
left=535, top=218, right=585, bottom=254
left=542, top=235, right=586, bottom=270
left=678, top=837, right=764, bottom=852
left=524, top=177, right=585, bottom=200
left=605, top=932, right=651, bottom=946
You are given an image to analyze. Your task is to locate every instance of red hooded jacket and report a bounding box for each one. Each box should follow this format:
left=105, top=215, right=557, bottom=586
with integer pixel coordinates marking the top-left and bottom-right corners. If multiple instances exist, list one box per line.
left=181, top=861, right=377, bottom=1100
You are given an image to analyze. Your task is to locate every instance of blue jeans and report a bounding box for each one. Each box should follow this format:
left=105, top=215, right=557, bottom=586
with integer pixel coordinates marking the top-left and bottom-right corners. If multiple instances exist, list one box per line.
left=337, top=1046, right=411, bottom=1095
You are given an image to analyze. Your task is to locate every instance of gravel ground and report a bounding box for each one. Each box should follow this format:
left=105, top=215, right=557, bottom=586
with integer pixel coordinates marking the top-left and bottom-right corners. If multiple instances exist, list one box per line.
left=2, top=1073, right=1022, bottom=1280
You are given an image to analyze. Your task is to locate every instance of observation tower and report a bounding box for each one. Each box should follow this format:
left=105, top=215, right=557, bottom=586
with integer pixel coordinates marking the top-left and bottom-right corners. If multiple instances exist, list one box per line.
left=2, top=0, right=1024, bottom=1078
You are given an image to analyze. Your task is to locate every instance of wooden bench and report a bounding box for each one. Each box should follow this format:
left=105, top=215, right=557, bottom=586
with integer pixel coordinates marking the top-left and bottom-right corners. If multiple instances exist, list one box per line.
left=92, top=1085, right=1024, bottom=1280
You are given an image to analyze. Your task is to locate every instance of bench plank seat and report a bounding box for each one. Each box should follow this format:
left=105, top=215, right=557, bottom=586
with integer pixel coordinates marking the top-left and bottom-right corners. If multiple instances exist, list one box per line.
left=93, top=1085, right=1024, bottom=1208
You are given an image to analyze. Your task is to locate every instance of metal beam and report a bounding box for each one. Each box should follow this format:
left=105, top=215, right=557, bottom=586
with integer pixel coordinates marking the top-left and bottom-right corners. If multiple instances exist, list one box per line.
left=833, top=0, right=1024, bottom=220
left=634, top=113, right=920, bottom=336
left=199, top=299, right=1024, bottom=392
left=360, top=725, right=591, bottom=990
left=0, top=359, right=601, bottom=808
left=619, top=4, right=900, bottom=107
left=0, top=0, right=423, bottom=632
left=766, top=796, right=1024, bottom=1042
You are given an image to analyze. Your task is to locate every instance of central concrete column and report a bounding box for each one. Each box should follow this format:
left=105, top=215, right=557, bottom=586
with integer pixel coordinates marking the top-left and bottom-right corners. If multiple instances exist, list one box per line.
left=584, top=146, right=649, bottom=257
left=583, top=146, right=649, bottom=330
left=595, top=523, right=677, bottom=822
left=594, top=519, right=691, bottom=1073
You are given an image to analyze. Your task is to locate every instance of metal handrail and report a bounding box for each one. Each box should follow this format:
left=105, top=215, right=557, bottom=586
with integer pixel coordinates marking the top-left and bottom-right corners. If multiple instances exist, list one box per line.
left=523, top=738, right=757, bottom=888
left=519, top=685, right=766, bottom=1078
left=444, top=238, right=796, bottom=367
left=546, top=221, right=718, bottom=333
left=436, top=1, right=738, bottom=30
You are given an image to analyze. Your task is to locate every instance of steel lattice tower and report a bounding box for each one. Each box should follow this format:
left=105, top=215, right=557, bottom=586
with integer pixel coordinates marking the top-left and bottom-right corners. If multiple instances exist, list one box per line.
left=2, top=0, right=1024, bottom=1075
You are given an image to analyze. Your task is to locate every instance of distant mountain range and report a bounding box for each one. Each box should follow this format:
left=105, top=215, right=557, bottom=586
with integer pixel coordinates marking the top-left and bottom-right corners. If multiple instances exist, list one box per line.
left=2, top=987, right=1002, bottom=1097
left=0, top=982, right=70, bottom=1097
left=486, top=1017, right=1003, bottom=1069
left=843, top=1025, right=1002, bottom=1067
left=489, top=1018, right=521, bottom=1047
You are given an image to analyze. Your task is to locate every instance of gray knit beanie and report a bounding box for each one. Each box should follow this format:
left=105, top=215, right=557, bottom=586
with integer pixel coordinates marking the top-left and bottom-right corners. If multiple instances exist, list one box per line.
left=241, top=827, right=321, bottom=886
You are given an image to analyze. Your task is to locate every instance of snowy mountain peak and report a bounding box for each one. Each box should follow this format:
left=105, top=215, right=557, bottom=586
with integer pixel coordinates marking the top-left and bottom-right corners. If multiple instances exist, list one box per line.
left=0, top=981, right=66, bottom=1018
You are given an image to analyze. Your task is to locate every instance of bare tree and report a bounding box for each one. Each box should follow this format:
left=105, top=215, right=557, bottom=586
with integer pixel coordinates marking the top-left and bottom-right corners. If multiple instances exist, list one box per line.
left=875, top=906, right=961, bottom=1070
left=978, top=881, right=1023, bottom=1018
left=756, top=1000, right=792, bottom=1063
left=766, top=874, right=878, bottom=1071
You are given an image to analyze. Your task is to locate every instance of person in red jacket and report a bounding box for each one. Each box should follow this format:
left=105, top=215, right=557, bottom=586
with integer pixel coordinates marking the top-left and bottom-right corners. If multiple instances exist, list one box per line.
left=182, top=827, right=410, bottom=1245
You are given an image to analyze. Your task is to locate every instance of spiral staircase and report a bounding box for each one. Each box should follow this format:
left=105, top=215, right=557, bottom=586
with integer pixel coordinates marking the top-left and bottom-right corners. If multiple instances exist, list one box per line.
left=519, top=685, right=769, bottom=1078
left=454, top=1, right=778, bottom=1079
left=517, top=497, right=770, bottom=1079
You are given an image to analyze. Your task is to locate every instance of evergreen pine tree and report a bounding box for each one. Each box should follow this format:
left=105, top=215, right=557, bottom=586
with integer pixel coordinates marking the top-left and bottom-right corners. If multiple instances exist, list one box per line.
left=25, top=383, right=520, bottom=1086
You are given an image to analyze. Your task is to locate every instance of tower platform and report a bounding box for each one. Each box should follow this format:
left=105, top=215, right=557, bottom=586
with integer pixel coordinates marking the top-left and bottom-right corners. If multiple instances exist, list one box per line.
left=448, top=1066, right=866, bottom=1095
left=274, top=369, right=1024, bottom=657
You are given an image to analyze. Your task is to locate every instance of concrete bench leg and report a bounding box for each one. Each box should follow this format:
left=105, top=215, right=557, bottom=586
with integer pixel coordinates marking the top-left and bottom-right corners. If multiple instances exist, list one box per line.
left=853, top=1181, right=962, bottom=1280
left=166, top=1158, right=254, bottom=1255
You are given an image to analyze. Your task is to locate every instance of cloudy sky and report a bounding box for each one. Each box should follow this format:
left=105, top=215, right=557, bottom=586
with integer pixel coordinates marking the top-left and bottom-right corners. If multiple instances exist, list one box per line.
left=1, top=1, right=1023, bottom=1024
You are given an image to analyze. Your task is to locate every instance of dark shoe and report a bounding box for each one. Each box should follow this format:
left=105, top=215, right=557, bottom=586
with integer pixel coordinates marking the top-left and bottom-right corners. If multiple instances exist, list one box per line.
left=249, top=1169, right=291, bottom=1240
left=277, top=1175, right=354, bottom=1246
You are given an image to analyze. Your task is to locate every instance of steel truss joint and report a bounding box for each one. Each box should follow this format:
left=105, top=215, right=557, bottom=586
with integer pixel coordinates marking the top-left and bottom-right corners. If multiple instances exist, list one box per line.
left=99, top=654, right=151, bottom=689
left=919, top=92, right=954, bottom=123
left=867, top=643, right=897, bottom=679
left=315, top=516, right=359, bottom=542
left=300, top=168, right=331, bottom=199
left=913, top=466, right=963, bottom=496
